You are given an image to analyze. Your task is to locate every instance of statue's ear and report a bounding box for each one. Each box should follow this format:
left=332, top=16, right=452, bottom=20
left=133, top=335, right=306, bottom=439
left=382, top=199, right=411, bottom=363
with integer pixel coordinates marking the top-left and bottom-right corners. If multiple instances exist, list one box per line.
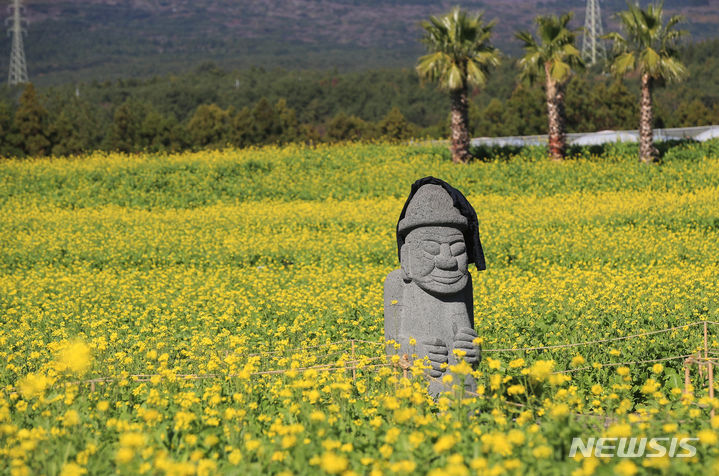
left=400, top=243, right=411, bottom=282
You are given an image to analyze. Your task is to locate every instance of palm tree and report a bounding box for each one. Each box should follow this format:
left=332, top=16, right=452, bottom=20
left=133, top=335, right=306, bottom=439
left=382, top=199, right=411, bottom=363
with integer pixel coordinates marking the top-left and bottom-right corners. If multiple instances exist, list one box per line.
left=605, top=2, right=687, bottom=163
left=417, top=7, right=499, bottom=164
left=516, top=12, right=583, bottom=161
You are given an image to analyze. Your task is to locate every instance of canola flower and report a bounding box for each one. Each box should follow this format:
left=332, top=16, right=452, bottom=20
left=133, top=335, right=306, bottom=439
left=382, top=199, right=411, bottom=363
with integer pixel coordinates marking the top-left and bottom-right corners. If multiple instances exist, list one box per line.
left=17, top=373, right=50, bottom=399
left=1, top=143, right=719, bottom=474
left=54, top=341, right=92, bottom=375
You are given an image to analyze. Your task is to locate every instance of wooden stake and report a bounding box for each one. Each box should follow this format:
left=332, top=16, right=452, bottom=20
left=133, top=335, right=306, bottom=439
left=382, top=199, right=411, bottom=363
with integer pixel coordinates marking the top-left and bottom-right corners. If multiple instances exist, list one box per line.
left=710, top=363, right=715, bottom=418
left=705, top=322, right=715, bottom=418
left=399, top=354, right=411, bottom=380
left=684, top=357, right=692, bottom=396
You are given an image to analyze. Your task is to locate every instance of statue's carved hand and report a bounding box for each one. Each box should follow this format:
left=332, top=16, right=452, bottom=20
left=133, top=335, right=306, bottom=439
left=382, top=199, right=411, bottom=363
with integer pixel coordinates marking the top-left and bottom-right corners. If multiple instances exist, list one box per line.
left=453, top=327, right=480, bottom=364
left=422, top=338, right=448, bottom=378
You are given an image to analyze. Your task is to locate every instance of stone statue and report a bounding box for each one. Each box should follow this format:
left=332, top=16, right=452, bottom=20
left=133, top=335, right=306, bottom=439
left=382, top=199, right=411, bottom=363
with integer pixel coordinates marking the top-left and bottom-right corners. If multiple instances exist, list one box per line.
left=384, top=177, right=486, bottom=396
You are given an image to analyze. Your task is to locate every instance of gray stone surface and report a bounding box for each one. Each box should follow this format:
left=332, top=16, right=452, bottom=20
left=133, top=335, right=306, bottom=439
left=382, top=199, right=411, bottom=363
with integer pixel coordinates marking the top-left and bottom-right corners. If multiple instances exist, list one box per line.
left=384, top=183, right=480, bottom=396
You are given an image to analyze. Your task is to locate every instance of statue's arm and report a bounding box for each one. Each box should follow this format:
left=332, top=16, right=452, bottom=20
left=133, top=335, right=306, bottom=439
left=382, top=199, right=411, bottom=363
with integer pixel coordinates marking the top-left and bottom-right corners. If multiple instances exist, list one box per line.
left=383, top=269, right=406, bottom=349
left=383, top=270, right=451, bottom=377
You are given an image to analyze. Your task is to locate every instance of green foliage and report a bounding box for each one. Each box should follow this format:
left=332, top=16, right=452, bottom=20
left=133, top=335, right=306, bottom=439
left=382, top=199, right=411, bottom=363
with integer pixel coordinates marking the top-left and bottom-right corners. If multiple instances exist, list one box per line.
left=378, top=107, right=415, bottom=141
left=249, top=98, right=301, bottom=145
left=188, top=104, right=231, bottom=149
left=326, top=113, right=375, bottom=142
left=565, top=77, right=637, bottom=132
left=497, top=84, right=547, bottom=136
left=3, top=142, right=719, bottom=210
left=417, top=7, right=500, bottom=91
left=48, top=110, right=85, bottom=156
left=667, top=99, right=713, bottom=128
left=0, top=37, right=718, bottom=158
left=14, top=84, right=51, bottom=157
left=107, top=100, right=182, bottom=153
left=605, top=1, right=688, bottom=82
left=0, top=101, right=22, bottom=158
left=516, top=12, right=584, bottom=84
left=229, top=107, right=254, bottom=148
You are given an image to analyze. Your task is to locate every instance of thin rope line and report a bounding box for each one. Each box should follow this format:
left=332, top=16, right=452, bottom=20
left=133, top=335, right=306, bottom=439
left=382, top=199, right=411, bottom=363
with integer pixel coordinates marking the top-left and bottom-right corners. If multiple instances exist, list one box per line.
left=9, top=320, right=718, bottom=393
left=483, top=322, right=704, bottom=353
left=554, top=353, right=695, bottom=374
left=245, top=340, right=354, bottom=357
left=352, top=339, right=384, bottom=346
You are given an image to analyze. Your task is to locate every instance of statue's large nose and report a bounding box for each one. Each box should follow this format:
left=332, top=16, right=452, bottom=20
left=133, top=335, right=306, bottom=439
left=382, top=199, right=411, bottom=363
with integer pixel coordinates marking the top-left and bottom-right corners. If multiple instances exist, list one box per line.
left=435, top=243, right=458, bottom=270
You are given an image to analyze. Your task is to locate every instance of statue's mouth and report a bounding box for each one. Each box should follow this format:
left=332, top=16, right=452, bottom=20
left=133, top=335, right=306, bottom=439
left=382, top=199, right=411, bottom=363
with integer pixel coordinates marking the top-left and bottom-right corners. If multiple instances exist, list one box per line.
left=430, top=273, right=464, bottom=284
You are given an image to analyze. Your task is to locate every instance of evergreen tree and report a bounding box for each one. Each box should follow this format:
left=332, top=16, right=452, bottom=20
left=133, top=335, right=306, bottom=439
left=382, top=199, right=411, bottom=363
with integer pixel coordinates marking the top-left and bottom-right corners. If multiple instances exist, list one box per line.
left=14, top=84, right=51, bottom=157
left=230, top=107, right=254, bottom=147
left=472, top=98, right=504, bottom=137
left=670, top=99, right=711, bottom=127
left=326, top=113, right=374, bottom=141
left=140, top=109, right=183, bottom=152
left=251, top=98, right=278, bottom=144
left=107, top=101, right=144, bottom=152
left=0, top=101, right=22, bottom=157
left=502, top=85, right=546, bottom=136
left=604, top=80, right=637, bottom=130
left=107, top=101, right=138, bottom=152
left=275, top=99, right=299, bottom=144
left=187, top=104, right=230, bottom=149
left=378, top=107, right=415, bottom=141
left=49, top=110, right=85, bottom=156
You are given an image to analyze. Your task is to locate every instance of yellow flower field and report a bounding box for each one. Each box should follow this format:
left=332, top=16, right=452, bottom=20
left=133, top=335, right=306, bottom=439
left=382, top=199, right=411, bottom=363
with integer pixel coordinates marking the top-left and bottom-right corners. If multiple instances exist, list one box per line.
left=1, top=143, right=719, bottom=474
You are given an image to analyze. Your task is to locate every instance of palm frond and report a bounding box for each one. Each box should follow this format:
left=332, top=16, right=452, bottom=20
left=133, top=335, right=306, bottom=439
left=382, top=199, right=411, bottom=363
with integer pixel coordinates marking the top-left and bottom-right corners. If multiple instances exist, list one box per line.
left=445, top=64, right=464, bottom=90
left=606, top=1, right=687, bottom=82
left=416, top=7, right=499, bottom=91
left=549, top=61, right=571, bottom=82
left=516, top=12, right=582, bottom=85
left=611, top=51, right=636, bottom=76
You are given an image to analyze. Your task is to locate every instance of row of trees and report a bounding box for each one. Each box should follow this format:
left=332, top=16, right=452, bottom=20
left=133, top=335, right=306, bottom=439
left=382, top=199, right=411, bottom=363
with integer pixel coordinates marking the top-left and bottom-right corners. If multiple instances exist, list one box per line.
left=0, top=84, right=419, bottom=157
left=419, top=2, right=688, bottom=163
left=1, top=2, right=716, bottom=160
left=4, top=70, right=713, bottom=159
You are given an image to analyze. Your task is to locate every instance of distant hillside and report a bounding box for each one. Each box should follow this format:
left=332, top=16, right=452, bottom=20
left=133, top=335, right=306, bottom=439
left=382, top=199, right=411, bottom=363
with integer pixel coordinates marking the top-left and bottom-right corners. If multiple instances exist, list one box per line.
left=0, top=0, right=716, bottom=85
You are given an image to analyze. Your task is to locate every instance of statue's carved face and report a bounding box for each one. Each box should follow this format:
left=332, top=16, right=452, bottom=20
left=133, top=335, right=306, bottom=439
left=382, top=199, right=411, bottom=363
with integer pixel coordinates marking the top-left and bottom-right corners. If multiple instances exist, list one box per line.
left=402, top=226, right=469, bottom=295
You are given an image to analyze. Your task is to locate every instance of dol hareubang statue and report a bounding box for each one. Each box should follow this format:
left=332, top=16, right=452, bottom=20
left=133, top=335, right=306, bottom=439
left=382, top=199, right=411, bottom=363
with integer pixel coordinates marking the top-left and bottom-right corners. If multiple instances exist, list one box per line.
left=384, top=177, right=485, bottom=396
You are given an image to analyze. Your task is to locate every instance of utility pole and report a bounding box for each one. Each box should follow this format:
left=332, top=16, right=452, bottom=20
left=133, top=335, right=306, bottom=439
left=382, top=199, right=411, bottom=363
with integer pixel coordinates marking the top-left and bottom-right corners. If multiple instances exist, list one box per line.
left=581, top=0, right=607, bottom=66
left=7, top=0, right=29, bottom=85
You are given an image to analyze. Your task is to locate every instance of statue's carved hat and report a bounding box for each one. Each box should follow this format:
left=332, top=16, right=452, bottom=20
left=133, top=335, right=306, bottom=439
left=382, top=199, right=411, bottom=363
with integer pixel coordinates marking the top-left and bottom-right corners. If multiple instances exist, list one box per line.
left=396, top=176, right=486, bottom=270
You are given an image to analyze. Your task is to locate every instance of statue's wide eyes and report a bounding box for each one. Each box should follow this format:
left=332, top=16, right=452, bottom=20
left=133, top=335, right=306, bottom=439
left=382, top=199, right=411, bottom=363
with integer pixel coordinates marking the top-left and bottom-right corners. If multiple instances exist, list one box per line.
left=450, top=242, right=466, bottom=256
left=420, top=241, right=440, bottom=255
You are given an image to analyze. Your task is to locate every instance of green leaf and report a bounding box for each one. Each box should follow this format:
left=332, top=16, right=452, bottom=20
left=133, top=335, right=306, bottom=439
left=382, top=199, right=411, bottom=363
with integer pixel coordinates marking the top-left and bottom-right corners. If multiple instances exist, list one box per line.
left=612, top=52, right=636, bottom=76
left=549, top=61, right=571, bottom=82
left=447, top=64, right=463, bottom=90
left=664, top=368, right=682, bottom=390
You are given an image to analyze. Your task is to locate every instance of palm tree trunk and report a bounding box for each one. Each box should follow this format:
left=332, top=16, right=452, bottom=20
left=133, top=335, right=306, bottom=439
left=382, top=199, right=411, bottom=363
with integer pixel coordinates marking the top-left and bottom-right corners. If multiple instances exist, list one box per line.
left=639, top=73, right=656, bottom=163
left=449, top=88, right=472, bottom=164
left=545, top=65, right=565, bottom=161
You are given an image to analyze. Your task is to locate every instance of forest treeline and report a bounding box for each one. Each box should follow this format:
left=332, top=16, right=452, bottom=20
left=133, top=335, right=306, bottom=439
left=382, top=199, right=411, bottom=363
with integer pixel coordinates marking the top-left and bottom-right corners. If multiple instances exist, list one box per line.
left=1, top=39, right=718, bottom=158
